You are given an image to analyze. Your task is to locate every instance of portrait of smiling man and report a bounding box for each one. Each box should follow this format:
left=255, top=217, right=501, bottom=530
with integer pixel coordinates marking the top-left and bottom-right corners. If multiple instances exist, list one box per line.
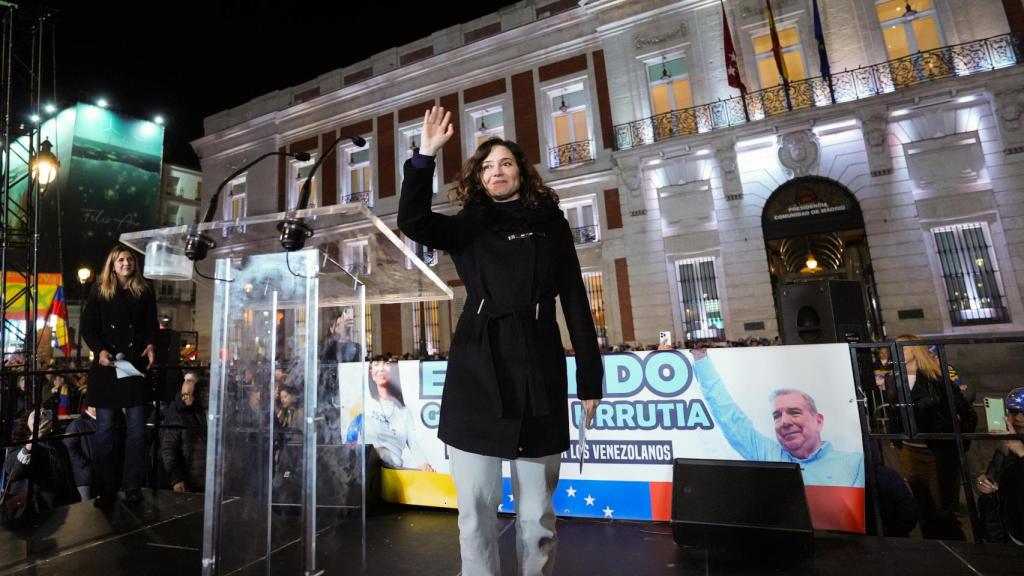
left=690, top=348, right=863, bottom=487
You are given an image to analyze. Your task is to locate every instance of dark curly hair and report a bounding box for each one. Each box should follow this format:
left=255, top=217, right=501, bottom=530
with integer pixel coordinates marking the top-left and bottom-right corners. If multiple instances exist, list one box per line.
left=450, top=138, right=559, bottom=208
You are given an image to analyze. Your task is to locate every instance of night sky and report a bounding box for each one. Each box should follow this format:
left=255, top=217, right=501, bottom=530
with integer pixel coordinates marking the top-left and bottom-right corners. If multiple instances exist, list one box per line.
left=36, top=0, right=519, bottom=168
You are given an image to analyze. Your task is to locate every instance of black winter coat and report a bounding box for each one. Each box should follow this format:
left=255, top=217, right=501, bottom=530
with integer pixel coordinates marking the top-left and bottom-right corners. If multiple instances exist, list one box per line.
left=63, top=412, right=96, bottom=488
left=397, top=157, right=603, bottom=459
left=80, top=284, right=158, bottom=408
left=160, top=399, right=208, bottom=490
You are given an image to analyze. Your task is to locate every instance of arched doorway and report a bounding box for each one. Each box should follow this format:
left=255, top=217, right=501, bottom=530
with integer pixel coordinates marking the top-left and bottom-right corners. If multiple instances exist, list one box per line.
left=762, top=176, right=883, bottom=343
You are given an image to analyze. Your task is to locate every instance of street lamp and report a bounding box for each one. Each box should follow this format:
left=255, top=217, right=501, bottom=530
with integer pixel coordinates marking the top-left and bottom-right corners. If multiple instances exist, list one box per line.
left=76, top=267, right=92, bottom=363
left=29, top=138, right=60, bottom=188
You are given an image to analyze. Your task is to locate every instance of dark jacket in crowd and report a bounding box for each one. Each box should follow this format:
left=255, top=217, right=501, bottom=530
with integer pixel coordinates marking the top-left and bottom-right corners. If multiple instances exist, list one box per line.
left=80, top=283, right=158, bottom=409
left=320, top=337, right=361, bottom=363
left=909, top=371, right=978, bottom=442
left=160, top=398, right=208, bottom=491
left=979, top=447, right=1024, bottom=543
left=2, top=438, right=79, bottom=511
left=397, top=155, right=603, bottom=460
left=63, top=412, right=97, bottom=489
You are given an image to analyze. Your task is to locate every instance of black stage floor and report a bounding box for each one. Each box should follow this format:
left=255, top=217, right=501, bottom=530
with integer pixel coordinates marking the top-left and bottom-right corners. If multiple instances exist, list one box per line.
left=2, top=490, right=1022, bottom=575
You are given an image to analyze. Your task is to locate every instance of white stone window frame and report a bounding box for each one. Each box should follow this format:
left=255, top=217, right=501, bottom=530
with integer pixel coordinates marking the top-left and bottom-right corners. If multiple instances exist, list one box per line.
left=404, top=235, right=439, bottom=270
left=670, top=254, right=727, bottom=343
left=398, top=122, right=439, bottom=194
left=463, top=98, right=510, bottom=158
left=540, top=77, right=596, bottom=167
left=288, top=153, right=319, bottom=210
left=875, top=0, right=945, bottom=56
left=222, top=175, right=247, bottom=238
left=923, top=219, right=1013, bottom=330
left=342, top=236, right=372, bottom=276
left=641, top=48, right=693, bottom=117
left=339, top=136, right=374, bottom=206
left=748, top=17, right=808, bottom=88
left=560, top=194, right=601, bottom=245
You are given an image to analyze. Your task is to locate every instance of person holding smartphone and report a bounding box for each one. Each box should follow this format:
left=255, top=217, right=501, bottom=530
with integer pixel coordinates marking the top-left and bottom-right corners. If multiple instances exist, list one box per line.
left=321, top=306, right=362, bottom=363
left=2, top=409, right=79, bottom=518
left=976, top=387, right=1024, bottom=544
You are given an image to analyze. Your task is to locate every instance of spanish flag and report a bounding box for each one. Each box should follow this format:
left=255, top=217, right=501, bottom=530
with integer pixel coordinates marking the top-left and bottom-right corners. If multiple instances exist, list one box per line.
left=766, top=0, right=789, bottom=85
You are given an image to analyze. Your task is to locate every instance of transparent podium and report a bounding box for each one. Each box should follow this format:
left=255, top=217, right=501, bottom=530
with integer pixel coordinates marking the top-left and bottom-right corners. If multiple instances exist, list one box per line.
left=121, top=202, right=451, bottom=575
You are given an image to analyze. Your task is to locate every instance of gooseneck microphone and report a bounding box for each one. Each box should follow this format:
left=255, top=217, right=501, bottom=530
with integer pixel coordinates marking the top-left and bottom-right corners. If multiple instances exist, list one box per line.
left=185, top=151, right=312, bottom=262
left=277, top=135, right=366, bottom=252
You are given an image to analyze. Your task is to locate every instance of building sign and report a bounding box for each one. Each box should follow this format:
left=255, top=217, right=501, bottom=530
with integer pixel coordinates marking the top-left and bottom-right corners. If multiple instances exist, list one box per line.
left=762, top=176, right=863, bottom=240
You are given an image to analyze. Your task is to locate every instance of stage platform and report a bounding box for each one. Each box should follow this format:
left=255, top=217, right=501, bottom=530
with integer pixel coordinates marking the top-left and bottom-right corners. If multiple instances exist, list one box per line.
left=1, top=490, right=1021, bottom=575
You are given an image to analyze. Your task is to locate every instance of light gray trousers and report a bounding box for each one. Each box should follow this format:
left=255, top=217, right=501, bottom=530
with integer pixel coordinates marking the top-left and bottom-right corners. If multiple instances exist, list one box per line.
left=448, top=446, right=561, bottom=576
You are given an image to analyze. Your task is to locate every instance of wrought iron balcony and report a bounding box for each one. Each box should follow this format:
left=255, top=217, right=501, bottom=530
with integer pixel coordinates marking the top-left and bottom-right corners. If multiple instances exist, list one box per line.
left=613, top=33, right=1022, bottom=151
left=571, top=224, right=600, bottom=245
left=343, top=191, right=370, bottom=204
left=548, top=140, right=595, bottom=168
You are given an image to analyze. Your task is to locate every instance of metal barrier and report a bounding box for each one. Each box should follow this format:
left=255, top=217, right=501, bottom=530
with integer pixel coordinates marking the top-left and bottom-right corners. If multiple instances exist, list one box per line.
left=850, top=337, right=1024, bottom=543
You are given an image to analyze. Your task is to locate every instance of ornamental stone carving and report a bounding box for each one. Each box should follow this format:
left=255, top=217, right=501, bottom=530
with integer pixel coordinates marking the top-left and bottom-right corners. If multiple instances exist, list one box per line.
left=858, top=108, right=893, bottom=176
left=714, top=137, right=743, bottom=200
left=991, top=87, right=1024, bottom=155
left=633, top=22, right=688, bottom=50
left=777, top=130, right=819, bottom=177
left=611, top=155, right=642, bottom=198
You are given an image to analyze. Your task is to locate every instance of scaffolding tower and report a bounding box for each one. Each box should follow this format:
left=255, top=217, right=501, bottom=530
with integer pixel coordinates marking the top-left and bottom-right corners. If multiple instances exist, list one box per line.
left=0, top=2, right=58, bottom=444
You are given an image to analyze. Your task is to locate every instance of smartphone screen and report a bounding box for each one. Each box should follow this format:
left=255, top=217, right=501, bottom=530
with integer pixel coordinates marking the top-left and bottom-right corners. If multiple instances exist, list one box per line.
left=985, top=397, right=1007, bottom=432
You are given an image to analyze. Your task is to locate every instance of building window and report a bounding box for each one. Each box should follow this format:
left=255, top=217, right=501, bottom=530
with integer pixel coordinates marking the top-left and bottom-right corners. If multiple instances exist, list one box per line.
left=876, top=0, right=943, bottom=60
left=342, top=237, right=371, bottom=276
left=647, top=56, right=693, bottom=116
left=932, top=223, right=1009, bottom=326
left=400, top=125, right=439, bottom=193
left=675, top=257, right=725, bottom=342
left=581, top=271, right=607, bottom=345
left=547, top=83, right=594, bottom=168
left=753, top=25, right=807, bottom=88
left=468, top=107, right=505, bottom=149
left=341, top=140, right=373, bottom=205
left=411, top=301, right=441, bottom=356
left=288, top=154, right=319, bottom=209
left=225, top=177, right=247, bottom=220
left=561, top=198, right=600, bottom=244
left=405, top=237, right=438, bottom=269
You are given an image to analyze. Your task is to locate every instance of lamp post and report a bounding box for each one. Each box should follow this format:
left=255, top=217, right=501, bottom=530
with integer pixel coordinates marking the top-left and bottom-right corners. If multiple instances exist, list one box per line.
left=29, top=138, right=60, bottom=190
left=76, top=267, right=91, bottom=363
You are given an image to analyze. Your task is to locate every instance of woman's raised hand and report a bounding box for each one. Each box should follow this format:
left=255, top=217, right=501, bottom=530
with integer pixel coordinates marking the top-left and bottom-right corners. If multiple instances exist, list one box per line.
left=419, top=105, right=454, bottom=156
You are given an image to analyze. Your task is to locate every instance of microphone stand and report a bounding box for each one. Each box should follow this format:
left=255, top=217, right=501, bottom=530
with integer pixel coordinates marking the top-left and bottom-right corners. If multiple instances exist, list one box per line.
left=277, top=136, right=366, bottom=251
left=185, top=151, right=311, bottom=262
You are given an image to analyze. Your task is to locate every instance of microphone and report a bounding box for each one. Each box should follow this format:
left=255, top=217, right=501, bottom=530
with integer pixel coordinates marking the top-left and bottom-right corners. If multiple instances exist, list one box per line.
left=185, top=151, right=313, bottom=262
left=277, top=135, right=366, bottom=252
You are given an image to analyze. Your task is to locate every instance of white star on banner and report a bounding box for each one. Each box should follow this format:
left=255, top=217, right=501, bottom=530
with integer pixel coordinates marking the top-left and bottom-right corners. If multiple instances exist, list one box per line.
left=603, top=506, right=614, bottom=518
left=508, top=494, right=514, bottom=502
left=498, top=504, right=504, bottom=512
left=584, top=495, right=595, bottom=506
left=566, top=486, right=577, bottom=498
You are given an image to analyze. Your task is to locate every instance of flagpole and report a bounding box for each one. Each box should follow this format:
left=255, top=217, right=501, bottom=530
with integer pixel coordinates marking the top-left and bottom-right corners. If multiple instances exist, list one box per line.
left=722, top=1, right=750, bottom=123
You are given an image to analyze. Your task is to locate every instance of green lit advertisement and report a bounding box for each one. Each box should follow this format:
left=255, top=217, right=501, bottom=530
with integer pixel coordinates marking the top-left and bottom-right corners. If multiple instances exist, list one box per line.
left=38, top=104, right=164, bottom=277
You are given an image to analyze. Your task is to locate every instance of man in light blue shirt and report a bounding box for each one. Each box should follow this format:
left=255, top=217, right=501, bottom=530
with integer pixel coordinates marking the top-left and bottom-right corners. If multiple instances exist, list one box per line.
left=692, top=349, right=863, bottom=488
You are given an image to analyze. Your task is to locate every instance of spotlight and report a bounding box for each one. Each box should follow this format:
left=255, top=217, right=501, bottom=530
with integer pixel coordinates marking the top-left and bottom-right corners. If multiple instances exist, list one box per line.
left=96, top=98, right=108, bottom=108
left=154, top=115, right=165, bottom=125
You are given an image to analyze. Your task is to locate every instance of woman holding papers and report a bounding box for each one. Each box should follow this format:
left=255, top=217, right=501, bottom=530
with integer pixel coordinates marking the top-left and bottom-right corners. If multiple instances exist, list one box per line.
left=81, top=244, right=157, bottom=507
left=398, top=105, right=603, bottom=576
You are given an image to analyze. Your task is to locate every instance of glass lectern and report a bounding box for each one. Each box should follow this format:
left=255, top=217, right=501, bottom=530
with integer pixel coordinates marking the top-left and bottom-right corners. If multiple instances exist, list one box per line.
left=121, top=201, right=451, bottom=575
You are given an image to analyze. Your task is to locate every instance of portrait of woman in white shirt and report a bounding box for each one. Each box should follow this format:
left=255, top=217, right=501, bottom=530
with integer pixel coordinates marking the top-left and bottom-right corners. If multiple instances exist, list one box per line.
left=365, top=359, right=435, bottom=472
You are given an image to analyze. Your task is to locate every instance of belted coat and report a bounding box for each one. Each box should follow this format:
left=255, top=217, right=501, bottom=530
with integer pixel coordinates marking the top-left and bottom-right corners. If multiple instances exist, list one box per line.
left=80, top=283, right=158, bottom=409
left=397, top=156, right=603, bottom=459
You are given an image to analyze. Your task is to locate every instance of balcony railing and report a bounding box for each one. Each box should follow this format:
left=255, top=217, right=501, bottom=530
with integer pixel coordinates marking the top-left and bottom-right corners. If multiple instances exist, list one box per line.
left=613, top=33, right=1022, bottom=151
left=548, top=140, right=595, bottom=168
left=343, top=191, right=370, bottom=204
left=571, top=224, right=600, bottom=245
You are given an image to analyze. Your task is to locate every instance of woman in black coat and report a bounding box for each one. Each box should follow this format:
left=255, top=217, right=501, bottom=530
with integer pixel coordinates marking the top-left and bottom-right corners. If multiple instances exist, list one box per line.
left=80, top=245, right=157, bottom=506
left=398, top=106, right=603, bottom=576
